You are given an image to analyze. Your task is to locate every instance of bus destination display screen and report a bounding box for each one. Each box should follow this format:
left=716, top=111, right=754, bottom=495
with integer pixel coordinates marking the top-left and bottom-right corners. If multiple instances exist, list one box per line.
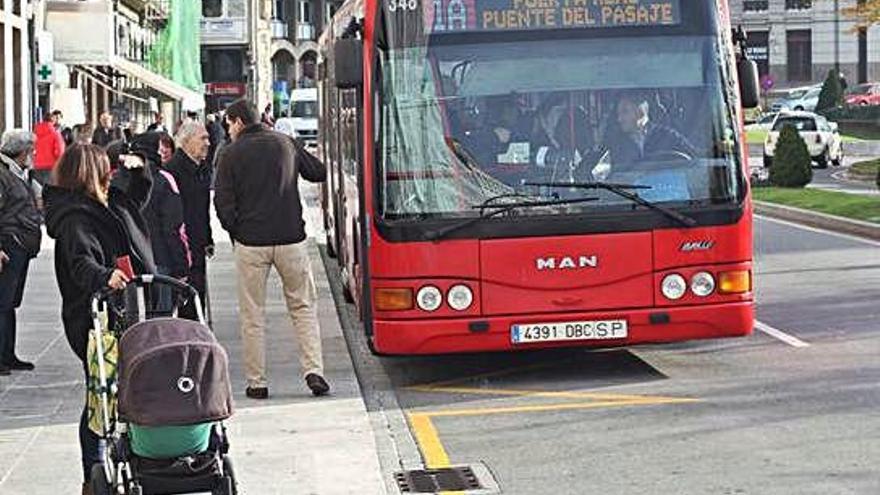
left=423, top=0, right=681, bottom=33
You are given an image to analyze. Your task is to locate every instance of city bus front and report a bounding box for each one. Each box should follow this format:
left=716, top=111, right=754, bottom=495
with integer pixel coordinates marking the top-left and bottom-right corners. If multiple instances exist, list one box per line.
left=366, top=0, right=755, bottom=354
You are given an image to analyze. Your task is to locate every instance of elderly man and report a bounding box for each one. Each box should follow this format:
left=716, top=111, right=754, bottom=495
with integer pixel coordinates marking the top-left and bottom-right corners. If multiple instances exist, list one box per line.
left=0, top=130, right=42, bottom=373
left=165, top=121, right=214, bottom=319
left=91, top=112, right=122, bottom=147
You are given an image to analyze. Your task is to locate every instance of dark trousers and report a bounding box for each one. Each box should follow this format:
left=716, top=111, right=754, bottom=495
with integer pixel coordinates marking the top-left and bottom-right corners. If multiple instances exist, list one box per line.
left=0, top=245, right=31, bottom=364
left=180, top=255, right=207, bottom=322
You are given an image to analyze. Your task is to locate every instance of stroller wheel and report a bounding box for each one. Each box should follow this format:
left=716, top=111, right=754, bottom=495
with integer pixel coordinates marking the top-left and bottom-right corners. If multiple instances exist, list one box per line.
left=212, top=456, right=237, bottom=495
left=90, top=464, right=112, bottom=495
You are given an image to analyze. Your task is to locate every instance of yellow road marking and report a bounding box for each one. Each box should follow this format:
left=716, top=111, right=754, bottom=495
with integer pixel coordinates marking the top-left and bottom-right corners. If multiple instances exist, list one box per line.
left=408, top=412, right=451, bottom=468
left=421, top=397, right=698, bottom=418
left=408, top=412, right=465, bottom=495
left=407, top=384, right=694, bottom=403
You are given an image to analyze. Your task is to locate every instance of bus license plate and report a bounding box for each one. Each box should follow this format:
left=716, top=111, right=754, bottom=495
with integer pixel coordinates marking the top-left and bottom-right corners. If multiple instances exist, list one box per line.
left=511, top=319, right=628, bottom=344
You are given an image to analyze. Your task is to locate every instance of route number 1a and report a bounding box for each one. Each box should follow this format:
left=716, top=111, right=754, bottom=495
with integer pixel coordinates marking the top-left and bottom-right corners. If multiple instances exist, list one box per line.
left=431, top=0, right=468, bottom=31
left=388, top=0, right=417, bottom=12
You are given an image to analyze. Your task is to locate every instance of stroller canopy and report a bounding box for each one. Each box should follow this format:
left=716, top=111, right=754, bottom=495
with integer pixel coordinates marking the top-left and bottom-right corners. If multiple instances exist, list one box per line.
left=118, top=318, right=233, bottom=426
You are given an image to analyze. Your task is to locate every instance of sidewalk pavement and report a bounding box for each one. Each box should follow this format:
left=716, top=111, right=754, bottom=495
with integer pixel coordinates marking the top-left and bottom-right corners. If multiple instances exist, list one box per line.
left=0, top=185, right=388, bottom=494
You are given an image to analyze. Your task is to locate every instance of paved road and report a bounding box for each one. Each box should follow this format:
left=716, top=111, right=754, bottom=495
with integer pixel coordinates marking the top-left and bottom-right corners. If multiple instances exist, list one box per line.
left=328, top=217, right=880, bottom=494
left=749, top=153, right=878, bottom=195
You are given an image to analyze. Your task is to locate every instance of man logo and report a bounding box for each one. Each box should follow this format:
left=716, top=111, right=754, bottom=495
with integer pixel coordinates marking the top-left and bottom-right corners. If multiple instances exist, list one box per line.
left=680, top=240, right=714, bottom=252
left=536, top=256, right=598, bottom=271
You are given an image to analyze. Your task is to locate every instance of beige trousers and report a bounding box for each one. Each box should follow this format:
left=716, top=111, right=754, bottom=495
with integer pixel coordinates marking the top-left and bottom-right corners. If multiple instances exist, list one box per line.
left=235, top=242, right=323, bottom=388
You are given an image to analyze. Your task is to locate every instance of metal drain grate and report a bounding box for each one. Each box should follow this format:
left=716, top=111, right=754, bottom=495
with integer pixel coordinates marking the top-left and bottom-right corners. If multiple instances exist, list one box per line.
left=395, top=466, right=482, bottom=493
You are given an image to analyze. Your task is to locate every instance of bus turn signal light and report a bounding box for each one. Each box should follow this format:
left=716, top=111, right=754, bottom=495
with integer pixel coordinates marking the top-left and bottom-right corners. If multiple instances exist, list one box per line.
left=719, top=270, right=751, bottom=294
left=375, top=288, right=414, bottom=311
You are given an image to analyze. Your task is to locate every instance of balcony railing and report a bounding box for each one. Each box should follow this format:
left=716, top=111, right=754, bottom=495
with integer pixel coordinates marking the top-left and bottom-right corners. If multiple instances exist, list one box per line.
left=296, top=23, right=315, bottom=42
left=271, top=19, right=289, bottom=39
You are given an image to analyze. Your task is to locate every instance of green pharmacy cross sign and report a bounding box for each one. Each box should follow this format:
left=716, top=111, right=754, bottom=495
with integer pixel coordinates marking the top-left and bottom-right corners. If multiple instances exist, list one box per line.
left=37, top=64, right=53, bottom=84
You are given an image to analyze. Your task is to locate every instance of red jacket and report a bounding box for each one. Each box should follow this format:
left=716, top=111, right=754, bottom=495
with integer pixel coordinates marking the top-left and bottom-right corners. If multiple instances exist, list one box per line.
left=34, top=122, right=65, bottom=170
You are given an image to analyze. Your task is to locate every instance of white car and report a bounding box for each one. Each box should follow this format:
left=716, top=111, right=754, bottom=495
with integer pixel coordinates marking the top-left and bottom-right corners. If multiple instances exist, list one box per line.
left=770, top=86, right=822, bottom=112
left=744, top=112, right=779, bottom=131
left=763, top=112, right=843, bottom=169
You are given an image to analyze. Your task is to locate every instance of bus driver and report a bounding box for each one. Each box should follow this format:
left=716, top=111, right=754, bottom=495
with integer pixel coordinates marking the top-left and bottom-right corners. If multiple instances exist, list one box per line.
left=604, top=93, right=695, bottom=172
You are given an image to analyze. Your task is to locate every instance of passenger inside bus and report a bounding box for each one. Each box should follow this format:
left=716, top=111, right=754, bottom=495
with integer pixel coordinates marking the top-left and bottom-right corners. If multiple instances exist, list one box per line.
left=602, top=93, right=696, bottom=173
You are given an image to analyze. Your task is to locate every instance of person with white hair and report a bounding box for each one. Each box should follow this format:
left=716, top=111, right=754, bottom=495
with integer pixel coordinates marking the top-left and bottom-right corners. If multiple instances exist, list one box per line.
left=164, top=121, right=214, bottom=320
left=0, top=130, right=42, bottom=373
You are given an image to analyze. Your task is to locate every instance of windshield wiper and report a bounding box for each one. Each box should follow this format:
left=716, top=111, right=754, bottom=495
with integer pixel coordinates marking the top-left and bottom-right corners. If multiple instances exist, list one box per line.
left=425, top=196, right=599, bottom=241
left=525, top=181, right=697, bottom=227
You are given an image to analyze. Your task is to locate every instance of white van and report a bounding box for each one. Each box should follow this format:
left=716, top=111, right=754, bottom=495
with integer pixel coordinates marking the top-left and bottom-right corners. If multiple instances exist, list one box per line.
left=275, top=87, right=318, bottom=150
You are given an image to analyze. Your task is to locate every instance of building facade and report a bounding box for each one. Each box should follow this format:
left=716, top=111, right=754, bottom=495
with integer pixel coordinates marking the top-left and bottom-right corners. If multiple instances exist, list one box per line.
left=201, top=0, right=249, bottom=112
left=42, top=0, right=203, bottom=132
left=200, top=0, right=340, bottom=113
left=731, top=0, right=880, bottom=89
left=0, top=0, right=35, bottom=131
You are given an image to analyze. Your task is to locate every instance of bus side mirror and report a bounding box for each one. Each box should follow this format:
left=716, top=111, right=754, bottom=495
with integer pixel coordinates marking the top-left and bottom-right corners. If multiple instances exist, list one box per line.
left=737, top=58, right=760, bottom=109
left=334, top=38, right=363, bottom=89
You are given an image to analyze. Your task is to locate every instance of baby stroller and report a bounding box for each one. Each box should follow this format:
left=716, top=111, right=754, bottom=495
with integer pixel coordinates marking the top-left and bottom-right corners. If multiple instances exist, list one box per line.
left=89, top=274, right=236, bottom=495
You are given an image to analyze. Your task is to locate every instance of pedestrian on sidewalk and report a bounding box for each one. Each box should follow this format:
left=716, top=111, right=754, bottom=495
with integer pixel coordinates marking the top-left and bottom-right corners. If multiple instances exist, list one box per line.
left=43, top=144, right=155, bottom=493
left=165, top=122, right=213, bottom=320
left=33, top=111, right=65, bottom=185
left=0, top=130, right=42, bottom=374
left=91, top=112, right=123, bottom=148
left=214, top=98, right=330, bottom=399
left=132, top=132, right=191, bottom=314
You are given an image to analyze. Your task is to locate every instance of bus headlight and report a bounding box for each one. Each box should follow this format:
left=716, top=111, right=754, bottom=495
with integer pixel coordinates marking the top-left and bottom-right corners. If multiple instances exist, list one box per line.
left=690, top=272, right=716, bottom=297
left=416, top=286, right=443, bottom=312
left=447, top=285, right=473, bottom=311
left=661, top=274, right=687, bottom=300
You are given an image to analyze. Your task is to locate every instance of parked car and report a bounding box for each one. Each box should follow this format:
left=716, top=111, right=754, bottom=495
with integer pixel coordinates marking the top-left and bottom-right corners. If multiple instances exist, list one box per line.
left=763, top=112, right=843, bottom=169
left=844, top=82, right=880, bottom=106
left=770, top=86, right=822, bottom=112
left=744, top=112, right=779, bottom=131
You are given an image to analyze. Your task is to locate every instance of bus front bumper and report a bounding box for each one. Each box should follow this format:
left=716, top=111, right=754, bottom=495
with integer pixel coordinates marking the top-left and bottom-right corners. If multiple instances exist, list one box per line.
left=372, top=301, right=754, bottom=355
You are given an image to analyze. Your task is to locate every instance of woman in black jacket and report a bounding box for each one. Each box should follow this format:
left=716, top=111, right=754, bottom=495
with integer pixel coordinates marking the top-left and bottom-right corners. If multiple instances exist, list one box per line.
left=131, top=132, right=191, bottom=312
left=43, top=144, right=155, bottom=494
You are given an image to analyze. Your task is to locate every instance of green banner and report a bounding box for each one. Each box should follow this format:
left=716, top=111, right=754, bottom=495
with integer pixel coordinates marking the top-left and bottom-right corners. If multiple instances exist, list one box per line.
left=150, top=0, right=204, bottom=93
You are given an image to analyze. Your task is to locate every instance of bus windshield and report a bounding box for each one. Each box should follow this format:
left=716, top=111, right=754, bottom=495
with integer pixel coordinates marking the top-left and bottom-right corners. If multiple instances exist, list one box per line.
left=377, top=3, right=744, bottom=221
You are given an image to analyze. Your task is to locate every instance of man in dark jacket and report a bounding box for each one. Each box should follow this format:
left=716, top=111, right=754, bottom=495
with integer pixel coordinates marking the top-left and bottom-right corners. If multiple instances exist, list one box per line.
left=604, top=94, right=696, bottom=172
left=92, top=112, right=123, bottom=147
left=165, top=122, right=212, bottom=319
left=0, top=130, right=42, bottom=373
left=215, top=98, right=329, bottom=399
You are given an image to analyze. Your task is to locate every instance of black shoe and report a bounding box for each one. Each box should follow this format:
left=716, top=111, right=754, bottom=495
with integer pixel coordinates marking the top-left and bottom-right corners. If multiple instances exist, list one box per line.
left=0, top=365, right=10, bottom=376
left=305, top=373, right=330, bottom=396
left=245, top=386, right=268, bottom=400
left=5, top=358, right=34, bottom=371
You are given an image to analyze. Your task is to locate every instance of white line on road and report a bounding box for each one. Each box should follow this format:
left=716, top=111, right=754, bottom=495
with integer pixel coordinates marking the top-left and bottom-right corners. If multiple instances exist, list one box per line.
left=756, top=214, right=880, bottom=248
left=755, top=320, right=811, bottom=348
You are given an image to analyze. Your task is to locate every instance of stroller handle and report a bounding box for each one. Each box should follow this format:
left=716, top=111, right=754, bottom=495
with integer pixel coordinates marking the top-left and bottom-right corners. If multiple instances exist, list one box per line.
left=91, top=274, right=206, bottom=324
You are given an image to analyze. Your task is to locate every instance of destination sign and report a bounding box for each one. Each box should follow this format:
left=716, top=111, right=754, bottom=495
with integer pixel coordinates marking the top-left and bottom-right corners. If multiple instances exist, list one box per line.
left=423, top=0, right=681, bottom=33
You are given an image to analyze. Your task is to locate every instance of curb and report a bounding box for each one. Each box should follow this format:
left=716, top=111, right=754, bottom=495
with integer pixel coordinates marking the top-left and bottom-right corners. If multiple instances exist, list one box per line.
left=754, top=200, right=880, bottom=241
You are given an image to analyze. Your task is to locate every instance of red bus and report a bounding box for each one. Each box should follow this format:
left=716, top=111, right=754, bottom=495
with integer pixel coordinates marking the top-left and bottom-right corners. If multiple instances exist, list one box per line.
left=318, top=0, right=760, bottom=355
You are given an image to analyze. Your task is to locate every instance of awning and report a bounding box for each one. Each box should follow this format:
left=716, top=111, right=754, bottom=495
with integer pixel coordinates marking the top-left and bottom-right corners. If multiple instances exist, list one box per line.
left=110, top=56, right=205, bottom=111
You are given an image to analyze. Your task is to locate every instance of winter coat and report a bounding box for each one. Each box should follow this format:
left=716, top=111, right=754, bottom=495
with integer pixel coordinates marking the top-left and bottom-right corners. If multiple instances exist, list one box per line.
left=92, top=127, right=123, bottom=148
left=45, top=166, right=156, bottom=361
left=214, top=125, right=326, bottom=246
left=0, top=153, right=42, bottom=257
left=34, top=122, right=65, bottom=171
left=144, top=166, right=191, bottom=277
left=164, top=150, right=214, bottom=257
